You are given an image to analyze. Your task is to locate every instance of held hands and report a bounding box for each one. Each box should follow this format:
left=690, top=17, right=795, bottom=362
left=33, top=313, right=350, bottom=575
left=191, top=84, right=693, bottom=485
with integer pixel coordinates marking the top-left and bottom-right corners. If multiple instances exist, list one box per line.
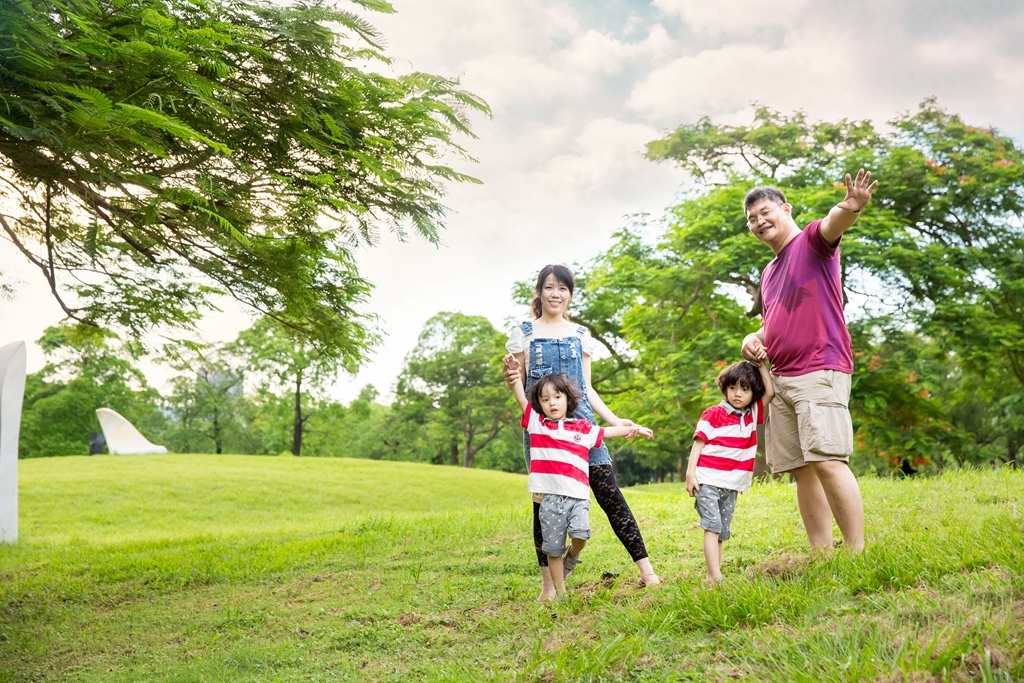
left=502, top=354, right=521, bottom=386
left=838, top=168, right=879, bottom=213
left=741, top=334, right=768, bottom=362
left=623, top=423, right=655, bottom=439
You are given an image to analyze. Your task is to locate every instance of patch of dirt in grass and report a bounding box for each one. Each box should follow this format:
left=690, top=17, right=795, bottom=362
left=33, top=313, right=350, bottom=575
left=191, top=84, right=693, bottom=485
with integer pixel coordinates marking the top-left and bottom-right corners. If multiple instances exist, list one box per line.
left=395, top=613, right=420, bottom=627
left=570, top=574, right=621, bottom=599
left=461, top=604, right=524, bottom=619
left=278, top=572, right=336, bottom=604
left=750, top=554, right=807, bottom=580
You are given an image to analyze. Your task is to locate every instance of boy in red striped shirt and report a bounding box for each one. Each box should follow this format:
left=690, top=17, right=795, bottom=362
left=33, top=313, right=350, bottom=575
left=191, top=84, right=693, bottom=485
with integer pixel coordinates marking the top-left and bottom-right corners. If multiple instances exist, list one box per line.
left=685, top=361, right=774, bottom=583
left=505, top=362, right=653, bottom=598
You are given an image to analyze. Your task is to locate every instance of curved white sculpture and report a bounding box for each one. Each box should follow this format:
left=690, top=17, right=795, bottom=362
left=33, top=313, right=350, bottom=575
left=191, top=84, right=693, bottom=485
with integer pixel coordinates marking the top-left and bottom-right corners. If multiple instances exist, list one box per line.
left=95, top=408, right=168, bottom=455
left=1, top=341, right=27, bottom=543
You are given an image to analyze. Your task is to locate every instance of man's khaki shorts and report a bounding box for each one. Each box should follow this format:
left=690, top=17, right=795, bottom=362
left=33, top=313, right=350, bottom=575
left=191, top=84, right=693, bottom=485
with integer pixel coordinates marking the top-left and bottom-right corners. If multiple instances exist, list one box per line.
left=767, top=370, right=854, bottom=474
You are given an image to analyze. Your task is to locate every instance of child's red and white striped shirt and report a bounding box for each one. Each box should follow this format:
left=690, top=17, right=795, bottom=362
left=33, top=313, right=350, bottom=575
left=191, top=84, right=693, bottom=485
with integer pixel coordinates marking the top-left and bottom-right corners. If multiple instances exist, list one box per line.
left=692, top=400, right=763, bottom=492
left=523, top=404, right=603, bottom=500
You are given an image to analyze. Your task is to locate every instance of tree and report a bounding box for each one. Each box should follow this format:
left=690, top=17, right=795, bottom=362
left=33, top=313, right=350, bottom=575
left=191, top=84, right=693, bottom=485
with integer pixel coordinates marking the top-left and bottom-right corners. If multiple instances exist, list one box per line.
left=161, top=345, right=245, bottom=454
left=632, top=99, right=1024, bottom=470
left=394, top=312, right=515, bottom=468
left=231, top=317, right=343, bottom=456
left=0, top=0, right=488, bottom=355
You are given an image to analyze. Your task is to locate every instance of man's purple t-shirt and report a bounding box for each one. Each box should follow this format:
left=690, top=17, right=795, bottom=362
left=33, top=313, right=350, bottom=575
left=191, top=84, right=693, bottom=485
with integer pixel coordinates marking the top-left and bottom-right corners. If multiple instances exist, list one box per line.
left=761, top=220, right=853, bottom=376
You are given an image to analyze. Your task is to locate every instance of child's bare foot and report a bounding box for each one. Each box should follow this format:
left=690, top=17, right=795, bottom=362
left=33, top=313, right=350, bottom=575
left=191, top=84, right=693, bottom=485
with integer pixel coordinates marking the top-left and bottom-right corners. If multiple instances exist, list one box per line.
left=704, top=573, right=723, bottom=586
left=537, top=587, right=557, bottom=603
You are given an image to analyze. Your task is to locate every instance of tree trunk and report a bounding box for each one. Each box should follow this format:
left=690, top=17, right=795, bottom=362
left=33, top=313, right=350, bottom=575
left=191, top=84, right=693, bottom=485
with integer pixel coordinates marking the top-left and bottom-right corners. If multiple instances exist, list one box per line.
left=463, top=416, right=504, bottom=468
left=449, top=438, right=459, bottom=466
left=212, top=411, right=222, bottom=454
left=291, top=371, right=303, bottom=456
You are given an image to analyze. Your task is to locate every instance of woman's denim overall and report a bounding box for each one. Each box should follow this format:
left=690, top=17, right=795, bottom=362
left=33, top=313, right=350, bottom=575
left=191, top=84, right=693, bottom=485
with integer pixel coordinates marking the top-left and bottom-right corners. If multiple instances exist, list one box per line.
left=519, top=321, right=612, bottom=469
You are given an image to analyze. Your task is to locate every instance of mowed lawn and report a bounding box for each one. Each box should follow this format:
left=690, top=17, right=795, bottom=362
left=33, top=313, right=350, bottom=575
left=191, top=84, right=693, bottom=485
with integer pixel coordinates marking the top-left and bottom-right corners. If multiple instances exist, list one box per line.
left=1, top=455, right=1022, bottom=682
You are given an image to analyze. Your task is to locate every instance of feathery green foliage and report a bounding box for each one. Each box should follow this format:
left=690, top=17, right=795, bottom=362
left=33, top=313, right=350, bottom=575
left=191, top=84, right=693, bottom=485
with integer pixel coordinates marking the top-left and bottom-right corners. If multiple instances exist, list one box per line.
left=0, top=0, right=488, bottom=356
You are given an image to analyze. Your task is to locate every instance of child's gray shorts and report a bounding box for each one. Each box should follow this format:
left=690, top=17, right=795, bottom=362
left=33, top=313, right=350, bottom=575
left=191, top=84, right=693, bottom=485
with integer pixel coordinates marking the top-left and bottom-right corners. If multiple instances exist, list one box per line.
left=693, top=484, right=738, bottom=541
left=538, top=494, right=591, bottom=557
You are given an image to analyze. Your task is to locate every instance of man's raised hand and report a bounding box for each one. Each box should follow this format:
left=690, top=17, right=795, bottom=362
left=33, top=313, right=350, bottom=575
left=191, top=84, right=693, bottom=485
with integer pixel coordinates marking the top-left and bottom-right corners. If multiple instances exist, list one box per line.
left=838, top=168, right=879, bottom=213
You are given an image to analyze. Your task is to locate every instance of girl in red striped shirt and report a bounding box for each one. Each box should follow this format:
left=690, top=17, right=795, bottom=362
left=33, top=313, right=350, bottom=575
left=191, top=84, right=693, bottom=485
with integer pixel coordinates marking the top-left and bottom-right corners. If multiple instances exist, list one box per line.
left=505, top=365, right=653, bottom=598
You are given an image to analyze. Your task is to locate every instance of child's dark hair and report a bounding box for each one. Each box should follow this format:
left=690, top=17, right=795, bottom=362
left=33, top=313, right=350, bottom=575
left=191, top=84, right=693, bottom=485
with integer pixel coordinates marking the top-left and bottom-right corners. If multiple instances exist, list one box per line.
left=715, top=361, right=766, bottom=407
left=528, top=374, right=580, bottom=418
left=532, top=264, right=576, bottom=319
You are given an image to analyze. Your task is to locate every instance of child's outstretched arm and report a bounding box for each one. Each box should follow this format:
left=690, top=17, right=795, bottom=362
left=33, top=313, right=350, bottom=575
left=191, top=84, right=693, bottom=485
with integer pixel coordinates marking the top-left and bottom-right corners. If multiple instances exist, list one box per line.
left=685, top=438, right=704, bottom=496
left=503, top=354, right=529, bottom=413
left=604, top=424, right=655, bottom=440
left=757, top=361, right=775, bottom=406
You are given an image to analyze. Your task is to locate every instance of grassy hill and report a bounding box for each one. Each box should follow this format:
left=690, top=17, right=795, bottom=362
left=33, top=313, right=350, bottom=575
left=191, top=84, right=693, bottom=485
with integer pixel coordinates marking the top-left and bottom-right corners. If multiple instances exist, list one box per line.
left=1, top=455, right=1022, bottom=682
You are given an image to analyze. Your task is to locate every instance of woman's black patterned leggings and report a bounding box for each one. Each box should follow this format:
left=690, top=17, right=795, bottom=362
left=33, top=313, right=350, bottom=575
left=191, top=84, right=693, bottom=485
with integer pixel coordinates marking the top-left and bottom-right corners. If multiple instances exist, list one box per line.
left=533, top=464, right=649, bottom=566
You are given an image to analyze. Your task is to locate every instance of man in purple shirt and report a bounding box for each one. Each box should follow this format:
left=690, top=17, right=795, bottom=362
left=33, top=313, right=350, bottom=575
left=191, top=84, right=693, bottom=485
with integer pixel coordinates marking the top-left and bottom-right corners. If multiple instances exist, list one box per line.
left=741, top=169, right=878, bottom=553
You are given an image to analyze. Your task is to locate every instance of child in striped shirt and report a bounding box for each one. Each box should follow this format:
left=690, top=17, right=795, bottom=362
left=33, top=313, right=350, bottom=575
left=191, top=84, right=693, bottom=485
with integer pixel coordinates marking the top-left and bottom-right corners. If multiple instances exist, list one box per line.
left=505, top=360, right=653, bottom=598
left=685, top=360, right=774, bottom=583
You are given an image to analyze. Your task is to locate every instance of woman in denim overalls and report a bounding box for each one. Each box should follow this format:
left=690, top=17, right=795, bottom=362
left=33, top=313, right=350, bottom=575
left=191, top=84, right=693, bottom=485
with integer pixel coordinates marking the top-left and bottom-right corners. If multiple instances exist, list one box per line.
left=505, top=265, right=660, bottom=600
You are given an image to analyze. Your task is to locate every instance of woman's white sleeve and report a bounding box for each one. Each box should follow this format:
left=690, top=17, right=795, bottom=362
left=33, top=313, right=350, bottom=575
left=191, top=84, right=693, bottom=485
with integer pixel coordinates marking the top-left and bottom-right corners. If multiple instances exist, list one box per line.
left=505, top=326, right=525, bottom=354
left=580, top=328, right=597, bottom=357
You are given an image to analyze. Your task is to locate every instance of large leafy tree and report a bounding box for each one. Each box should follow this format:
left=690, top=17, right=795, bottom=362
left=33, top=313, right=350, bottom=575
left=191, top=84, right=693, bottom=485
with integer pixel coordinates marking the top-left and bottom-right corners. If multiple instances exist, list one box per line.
left=394, top=312, right=514, bottom=468
left=605, top=99, right=1024, bottom=471
left=0, top=0, right=488, bottom=355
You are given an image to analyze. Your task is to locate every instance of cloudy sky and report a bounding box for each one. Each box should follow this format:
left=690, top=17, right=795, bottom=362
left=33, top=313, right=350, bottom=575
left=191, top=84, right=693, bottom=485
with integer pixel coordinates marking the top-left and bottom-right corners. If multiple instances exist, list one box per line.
left=3, top=0, right=1024, bottom=402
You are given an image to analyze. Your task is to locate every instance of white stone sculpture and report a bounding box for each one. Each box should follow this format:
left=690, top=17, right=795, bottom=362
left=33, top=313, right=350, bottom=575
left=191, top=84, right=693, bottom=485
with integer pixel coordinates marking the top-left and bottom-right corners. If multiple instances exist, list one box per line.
left=95, top=408, right=168, bottom=455
left=0, top=341, right=27, bottom=543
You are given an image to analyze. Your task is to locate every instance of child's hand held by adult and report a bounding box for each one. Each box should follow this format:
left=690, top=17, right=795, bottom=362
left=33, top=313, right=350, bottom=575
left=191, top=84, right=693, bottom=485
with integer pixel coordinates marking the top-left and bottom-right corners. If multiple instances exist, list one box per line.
left=502, top=354, right=521, bottom=384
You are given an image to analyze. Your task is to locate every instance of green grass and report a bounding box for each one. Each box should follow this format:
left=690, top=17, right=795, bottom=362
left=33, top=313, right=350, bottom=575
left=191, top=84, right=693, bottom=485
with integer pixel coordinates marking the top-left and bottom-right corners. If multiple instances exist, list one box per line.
left=2, top=455, right=1022, bottom=682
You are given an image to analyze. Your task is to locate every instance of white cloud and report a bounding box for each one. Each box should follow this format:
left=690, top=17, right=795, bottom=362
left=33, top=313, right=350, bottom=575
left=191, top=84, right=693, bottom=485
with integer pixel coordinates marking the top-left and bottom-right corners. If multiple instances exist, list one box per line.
left=652, top=0, right=813, bottom=35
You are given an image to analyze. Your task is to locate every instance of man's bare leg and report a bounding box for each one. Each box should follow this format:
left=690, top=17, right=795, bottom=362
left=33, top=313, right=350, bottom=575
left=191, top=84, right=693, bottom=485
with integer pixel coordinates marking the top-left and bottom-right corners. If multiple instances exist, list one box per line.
left=811, top=460, right=865, bottom=552
left=791, top=465, right=835, bottom=549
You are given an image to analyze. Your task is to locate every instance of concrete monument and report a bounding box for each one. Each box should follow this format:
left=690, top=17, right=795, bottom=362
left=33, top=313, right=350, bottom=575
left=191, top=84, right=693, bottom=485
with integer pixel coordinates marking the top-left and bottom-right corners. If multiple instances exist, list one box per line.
left=95, top=408, right=168, bottom=455
left=1, top=341, right=27, bottom=543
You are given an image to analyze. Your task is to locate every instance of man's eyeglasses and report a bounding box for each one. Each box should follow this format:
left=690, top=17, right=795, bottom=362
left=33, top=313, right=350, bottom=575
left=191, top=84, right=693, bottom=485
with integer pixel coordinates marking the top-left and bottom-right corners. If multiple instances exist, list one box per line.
left=747, top=203, right=785, bottom=226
